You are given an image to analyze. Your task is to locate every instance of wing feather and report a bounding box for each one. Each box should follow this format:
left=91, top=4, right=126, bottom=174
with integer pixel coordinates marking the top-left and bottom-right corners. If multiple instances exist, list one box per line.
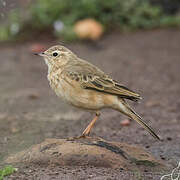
left=63, top=59, right=142, bottom=101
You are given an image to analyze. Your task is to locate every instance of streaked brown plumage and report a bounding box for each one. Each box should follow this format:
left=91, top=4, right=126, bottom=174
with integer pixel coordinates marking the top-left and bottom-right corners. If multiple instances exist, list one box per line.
left=35, top=45, right=160, bottom=140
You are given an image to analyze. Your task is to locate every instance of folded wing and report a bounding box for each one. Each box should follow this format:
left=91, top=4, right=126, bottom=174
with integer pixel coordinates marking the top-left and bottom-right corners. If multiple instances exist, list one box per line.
left=65, top=64, right=141, bottom=101
left=82, top=75, right=141, bottom=101
left=63, top=59, right=142, bottom=102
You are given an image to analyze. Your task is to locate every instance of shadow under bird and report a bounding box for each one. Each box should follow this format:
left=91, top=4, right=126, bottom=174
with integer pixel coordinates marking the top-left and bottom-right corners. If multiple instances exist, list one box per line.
left=34, top=45, right=160, bottom=140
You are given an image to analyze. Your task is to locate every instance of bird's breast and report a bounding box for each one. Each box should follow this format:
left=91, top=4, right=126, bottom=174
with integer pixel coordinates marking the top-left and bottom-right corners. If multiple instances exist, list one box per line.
left=47, top=71, right=66, bottom=100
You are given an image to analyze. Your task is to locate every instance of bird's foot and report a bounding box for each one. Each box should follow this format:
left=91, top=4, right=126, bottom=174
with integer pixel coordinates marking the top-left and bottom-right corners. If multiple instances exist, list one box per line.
left=67, top=134, right=90, bottom=141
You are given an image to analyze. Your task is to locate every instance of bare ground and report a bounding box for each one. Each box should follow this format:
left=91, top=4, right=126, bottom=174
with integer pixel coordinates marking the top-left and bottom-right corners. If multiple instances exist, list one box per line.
left=0, top=29, right=180, bottom=179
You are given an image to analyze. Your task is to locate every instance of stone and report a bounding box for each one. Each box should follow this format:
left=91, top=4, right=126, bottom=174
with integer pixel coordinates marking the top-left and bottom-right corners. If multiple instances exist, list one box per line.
left=120, top=119, right=131, bottom=126
left=5, top=137, right=166, bottom=172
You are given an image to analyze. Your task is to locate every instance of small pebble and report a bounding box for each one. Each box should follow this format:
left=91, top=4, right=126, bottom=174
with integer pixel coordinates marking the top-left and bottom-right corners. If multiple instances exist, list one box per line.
left=145, top=100, right=160, bottom=107
left=28, top=93, right=39, bottom=100
left=120, top=119, right=130, bottom=126
left=167, top=137, right=172, bottom=141
left=160, top=155, right=166, bottom=160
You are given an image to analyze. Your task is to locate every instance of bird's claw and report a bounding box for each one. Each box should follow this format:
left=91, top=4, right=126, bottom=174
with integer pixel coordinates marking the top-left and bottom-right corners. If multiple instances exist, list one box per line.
left=67, top=134, right=90, bottom=141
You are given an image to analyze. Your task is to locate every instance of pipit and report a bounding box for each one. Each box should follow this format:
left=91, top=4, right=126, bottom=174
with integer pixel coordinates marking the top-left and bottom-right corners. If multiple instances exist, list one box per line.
left=35, top=45, right=160, bottom=140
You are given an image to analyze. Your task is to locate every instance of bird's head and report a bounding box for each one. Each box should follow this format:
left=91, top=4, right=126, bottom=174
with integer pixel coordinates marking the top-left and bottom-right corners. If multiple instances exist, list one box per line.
left=35, top=45, right=76, bottom=67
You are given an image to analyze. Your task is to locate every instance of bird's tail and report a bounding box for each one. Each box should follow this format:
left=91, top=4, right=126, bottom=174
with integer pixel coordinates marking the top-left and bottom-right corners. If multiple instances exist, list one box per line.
left=117, top=99, right=160, bottom=140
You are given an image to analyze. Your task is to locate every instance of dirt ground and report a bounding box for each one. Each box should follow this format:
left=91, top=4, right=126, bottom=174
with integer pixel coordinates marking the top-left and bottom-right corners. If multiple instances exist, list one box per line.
left=0, top=29, right=180, bottom=179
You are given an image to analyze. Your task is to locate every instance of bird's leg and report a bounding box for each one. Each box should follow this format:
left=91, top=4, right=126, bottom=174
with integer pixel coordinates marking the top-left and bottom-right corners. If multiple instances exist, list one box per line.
left=82, top=111, right=100, bottom=136
left=67, top=112, right=100, bottom=141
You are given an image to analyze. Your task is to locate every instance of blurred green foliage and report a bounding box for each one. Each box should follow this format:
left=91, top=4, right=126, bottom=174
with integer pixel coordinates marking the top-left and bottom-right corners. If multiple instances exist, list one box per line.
left=31, top=0, right=162, bottom=28
left=0, top=10, right=22, bottom=41
left=0, top=165, right=17, bottom=180
left=0, top=0, right=180, bottom=42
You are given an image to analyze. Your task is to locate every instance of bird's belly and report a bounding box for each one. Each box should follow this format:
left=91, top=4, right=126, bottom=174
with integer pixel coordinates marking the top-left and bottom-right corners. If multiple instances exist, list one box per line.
left=48, top=75, right=117, bottom=110
left=51, top=80, right=107, bottom=110
left=63, top=89, right=105, bottom=110
left=68, top=90, right=106, bottom=110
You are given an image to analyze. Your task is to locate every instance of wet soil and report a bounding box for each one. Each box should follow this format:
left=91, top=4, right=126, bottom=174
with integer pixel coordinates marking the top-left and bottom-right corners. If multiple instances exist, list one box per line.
left=0, top=29, right=180, bottom=179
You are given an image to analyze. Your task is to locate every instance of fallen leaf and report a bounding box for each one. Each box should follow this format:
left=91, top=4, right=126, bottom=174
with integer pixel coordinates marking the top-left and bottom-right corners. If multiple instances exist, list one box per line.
left=30, top=43, right=46, bottom=53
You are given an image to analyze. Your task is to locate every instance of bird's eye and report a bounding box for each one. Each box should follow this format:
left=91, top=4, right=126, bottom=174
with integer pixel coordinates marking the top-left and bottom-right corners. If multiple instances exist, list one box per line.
left=53, top=52, right=58, bottom=57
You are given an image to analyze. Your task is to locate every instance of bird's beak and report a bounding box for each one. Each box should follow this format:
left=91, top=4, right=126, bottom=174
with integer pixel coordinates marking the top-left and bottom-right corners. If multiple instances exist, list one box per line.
left=34, top=52, right=46, bottom=57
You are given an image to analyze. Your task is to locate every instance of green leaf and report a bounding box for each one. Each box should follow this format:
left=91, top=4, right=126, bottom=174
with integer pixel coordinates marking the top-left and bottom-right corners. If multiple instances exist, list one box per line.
left=0, top=165, right=17, bottom=180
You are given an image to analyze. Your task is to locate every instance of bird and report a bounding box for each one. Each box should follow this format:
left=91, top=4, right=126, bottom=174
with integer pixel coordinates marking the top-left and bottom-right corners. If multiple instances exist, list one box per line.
left=35, top=45, right=160, bottom=140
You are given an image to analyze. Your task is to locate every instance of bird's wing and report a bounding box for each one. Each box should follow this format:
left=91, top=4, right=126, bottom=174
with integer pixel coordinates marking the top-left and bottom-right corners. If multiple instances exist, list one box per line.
left=63, top=59, right=142, bottom=101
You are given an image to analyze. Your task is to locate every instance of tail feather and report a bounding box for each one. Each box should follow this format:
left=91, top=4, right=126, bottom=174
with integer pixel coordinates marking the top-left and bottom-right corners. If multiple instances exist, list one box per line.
left=118, top=99, right=160, bottom=140
left=128, top=108, right=160, bottom=140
